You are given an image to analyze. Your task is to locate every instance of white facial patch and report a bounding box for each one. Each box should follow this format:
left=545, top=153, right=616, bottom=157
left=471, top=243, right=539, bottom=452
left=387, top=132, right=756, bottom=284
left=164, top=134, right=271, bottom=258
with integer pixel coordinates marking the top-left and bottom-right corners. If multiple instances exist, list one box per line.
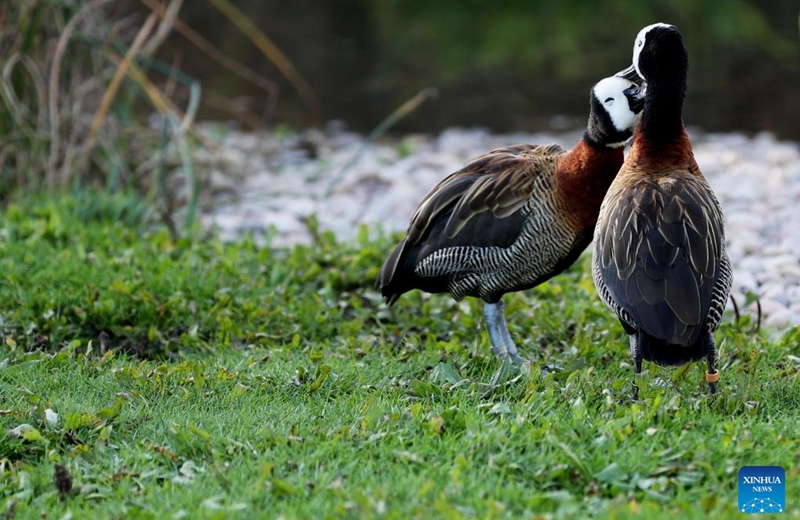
left=593, top=76, right=640, bottom=133
left=632, top=22, right=674, bottom=78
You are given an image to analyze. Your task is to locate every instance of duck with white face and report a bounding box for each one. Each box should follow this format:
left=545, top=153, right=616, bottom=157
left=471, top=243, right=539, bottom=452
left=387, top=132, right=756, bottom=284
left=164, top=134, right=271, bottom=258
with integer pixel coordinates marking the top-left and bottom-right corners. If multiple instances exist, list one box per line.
left=377, top=76, right=644, bottom=363
left=617, top=22, right=675, bottom=82
left=586, top=76, right=645, bottom=148
left=593, top=23, right=732, bottom=397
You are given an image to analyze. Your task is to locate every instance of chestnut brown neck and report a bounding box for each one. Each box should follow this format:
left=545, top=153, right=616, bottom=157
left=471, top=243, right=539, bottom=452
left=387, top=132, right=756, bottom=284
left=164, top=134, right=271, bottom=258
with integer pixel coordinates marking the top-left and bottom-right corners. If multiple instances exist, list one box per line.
left=627, top=127, right=699, bottom=175
left=555, top=138, right=625, bottom=228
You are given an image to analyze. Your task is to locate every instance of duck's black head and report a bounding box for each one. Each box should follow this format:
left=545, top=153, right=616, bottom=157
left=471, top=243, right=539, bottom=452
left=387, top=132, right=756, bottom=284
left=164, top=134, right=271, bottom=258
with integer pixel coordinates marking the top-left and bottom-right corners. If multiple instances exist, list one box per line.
left=585, top=76, right=645, bottom=149
left=616, top=23, right=689, bottom=144
left=617, top=23, right=687, bottom=85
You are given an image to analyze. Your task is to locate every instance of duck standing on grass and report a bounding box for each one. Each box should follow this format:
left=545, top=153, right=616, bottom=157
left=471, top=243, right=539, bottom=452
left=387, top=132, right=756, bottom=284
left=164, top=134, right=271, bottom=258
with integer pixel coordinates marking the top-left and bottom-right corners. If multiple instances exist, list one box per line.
left=592, top=23, right=733, bottom=397
left=377, top=76, right=645, bottom=362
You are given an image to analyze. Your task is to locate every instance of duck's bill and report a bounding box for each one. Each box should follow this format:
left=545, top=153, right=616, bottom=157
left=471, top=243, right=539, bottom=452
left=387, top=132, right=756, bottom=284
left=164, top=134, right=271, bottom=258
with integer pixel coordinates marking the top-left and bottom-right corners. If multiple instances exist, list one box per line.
left=615, top=65, right=642, bottom=84
left=623, top=85, right=645, bottom=114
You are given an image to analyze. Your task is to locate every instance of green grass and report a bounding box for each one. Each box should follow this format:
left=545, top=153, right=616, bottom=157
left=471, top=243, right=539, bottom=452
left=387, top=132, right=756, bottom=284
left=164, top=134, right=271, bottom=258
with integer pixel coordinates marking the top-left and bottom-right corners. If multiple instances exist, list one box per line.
left=1, top=194, right=799, bottom=519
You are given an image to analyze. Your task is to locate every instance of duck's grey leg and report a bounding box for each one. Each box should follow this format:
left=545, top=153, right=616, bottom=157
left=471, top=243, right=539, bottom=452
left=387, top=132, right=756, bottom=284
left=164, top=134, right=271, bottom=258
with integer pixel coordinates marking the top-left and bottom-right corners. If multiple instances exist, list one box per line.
left=483, top=299, right=523, bottom=363
left=630, top=335, right=643, bottom=401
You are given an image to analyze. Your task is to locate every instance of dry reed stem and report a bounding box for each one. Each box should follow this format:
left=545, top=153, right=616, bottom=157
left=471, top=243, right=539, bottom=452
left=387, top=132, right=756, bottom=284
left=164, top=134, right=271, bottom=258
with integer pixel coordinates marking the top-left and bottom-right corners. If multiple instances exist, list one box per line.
left=163, top=50, right=182, bottom=101
left=60, top=75, right=87, bottom=182
left=103, top=49, right=216, bottom=151
left=141, top=0, right=184, bottom=57
left=1, top=52, right=48, bottom=189
left=48, top=0, right=115, bottom=188
left=2, top=53, right=47, bottom=139
left=84, top=12, right=158, bottom=169
left=203, top=0, right=319, bottom=119
left=138, top=0, right=279, bottom=122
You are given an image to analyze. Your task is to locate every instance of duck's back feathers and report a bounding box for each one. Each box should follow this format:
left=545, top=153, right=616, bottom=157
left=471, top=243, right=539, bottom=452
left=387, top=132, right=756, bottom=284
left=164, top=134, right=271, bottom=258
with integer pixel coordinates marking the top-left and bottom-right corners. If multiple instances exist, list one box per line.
left=594, top=168, right=728, bottom=347
left=377, top=143, right=571, bottom=303
left=407, top=144, right=566, bottom=244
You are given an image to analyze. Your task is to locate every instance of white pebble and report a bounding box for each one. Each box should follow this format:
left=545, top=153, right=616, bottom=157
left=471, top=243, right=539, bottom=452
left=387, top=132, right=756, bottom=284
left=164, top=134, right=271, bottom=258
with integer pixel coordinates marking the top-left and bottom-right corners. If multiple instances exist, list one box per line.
left=754, top=299, right=789, bottom=318
left=764, top=309, right=793, bottom=330
left=732, top=271, right=758, bottom=293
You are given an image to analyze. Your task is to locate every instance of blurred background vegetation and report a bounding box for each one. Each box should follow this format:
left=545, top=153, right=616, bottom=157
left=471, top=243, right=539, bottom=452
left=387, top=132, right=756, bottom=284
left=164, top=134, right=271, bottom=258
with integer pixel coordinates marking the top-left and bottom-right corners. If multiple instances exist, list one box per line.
left=155, top=0, right=800, bottom=137
left=0, top=0, right=798, bottom=211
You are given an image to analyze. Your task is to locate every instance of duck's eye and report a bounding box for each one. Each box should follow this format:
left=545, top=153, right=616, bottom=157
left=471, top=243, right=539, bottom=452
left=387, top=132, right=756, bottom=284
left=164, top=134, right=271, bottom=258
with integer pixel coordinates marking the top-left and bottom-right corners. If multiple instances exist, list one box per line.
left=638, top=40, right=644, bottom=48
left=605, top=97, right=614, bottom=104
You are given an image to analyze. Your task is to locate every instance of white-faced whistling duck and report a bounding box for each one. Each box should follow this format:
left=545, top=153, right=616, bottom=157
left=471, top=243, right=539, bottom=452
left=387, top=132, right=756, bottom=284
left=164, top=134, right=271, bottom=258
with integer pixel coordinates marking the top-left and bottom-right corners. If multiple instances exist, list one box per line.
left=593, top=23, right=733, bottom=397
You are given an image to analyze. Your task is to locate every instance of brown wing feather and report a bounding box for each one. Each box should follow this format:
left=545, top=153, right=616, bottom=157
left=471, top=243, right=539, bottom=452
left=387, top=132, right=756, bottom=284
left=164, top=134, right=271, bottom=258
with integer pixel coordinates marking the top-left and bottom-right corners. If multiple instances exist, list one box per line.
left=597, top=171, right=725, bottom=345
left=405, top=143, right=565, bottom=245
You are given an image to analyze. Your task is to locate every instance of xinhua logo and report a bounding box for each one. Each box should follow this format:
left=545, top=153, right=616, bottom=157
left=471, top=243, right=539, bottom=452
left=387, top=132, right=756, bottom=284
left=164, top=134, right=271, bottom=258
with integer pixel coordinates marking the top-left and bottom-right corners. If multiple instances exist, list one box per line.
left=738, top=466, right=786, bottom=514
